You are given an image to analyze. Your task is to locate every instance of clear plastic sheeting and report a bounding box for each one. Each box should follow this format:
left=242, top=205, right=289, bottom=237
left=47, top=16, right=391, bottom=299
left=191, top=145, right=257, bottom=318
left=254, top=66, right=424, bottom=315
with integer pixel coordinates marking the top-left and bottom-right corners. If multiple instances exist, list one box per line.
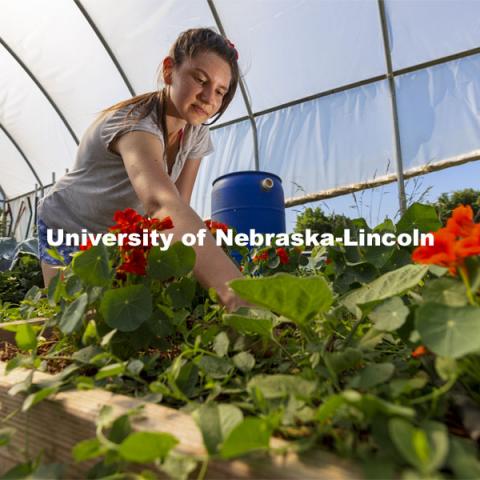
left=0, top=44, right=77, bottom=189
left=191, top=120, right=255, bottom=218
left=80, top=0, right=248, bottom=123
left=0, top=0, right=132, bottom=135
left=215, top=0, right=386, bottom=112
left=1, top=0, right=480, bottom=239
left=0, top=129, right=36, bottom=198
left=385, top=0, right=480, bottom=70
left=396, top=54, right=480, bottom=170
left=256, top=81, right=395, bottom=198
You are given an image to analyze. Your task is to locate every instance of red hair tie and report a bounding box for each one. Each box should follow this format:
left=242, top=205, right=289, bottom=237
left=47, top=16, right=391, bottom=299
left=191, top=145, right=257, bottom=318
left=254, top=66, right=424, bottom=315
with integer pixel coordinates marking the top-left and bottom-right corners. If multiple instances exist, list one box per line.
left=225, top=39, right=239, bottom=61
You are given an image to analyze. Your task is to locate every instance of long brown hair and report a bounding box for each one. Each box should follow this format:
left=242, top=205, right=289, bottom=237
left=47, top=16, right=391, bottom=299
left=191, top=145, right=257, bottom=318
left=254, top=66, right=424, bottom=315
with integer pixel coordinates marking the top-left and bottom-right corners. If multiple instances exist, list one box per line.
left=102, top=28, right=240, bottom=148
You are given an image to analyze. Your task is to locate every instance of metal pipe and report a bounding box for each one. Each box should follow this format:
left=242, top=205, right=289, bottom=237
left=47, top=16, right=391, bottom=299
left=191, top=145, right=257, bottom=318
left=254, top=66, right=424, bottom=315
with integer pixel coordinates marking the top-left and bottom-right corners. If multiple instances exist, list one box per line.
left=206, top=0, right=260, bottom=170
left=73, top=0, right=136, bottom=97
left=377, top=0, right=407, bottom=214
left=0, top=123, right=43, bottom=189
left=0, top=37, right=79, bottom=145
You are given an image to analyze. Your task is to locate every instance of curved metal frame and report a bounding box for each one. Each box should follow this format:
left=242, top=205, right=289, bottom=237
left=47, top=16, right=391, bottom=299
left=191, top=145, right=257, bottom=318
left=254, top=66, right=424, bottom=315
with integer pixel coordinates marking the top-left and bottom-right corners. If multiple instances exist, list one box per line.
left=207, top=0, right=260, bottom=170
left=0, top=37, right=79, bottom=145
left=73, top=0, right=136, bottom=97
left=2, top=4, right=480, bottom=216
left=0, top=122, right=43, bottom=189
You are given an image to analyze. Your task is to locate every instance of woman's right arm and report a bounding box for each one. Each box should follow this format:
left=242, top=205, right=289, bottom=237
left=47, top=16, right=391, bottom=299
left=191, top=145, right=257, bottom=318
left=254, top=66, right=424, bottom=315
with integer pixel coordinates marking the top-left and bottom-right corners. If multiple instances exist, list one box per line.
left=112, top=130, right=246, bottom=312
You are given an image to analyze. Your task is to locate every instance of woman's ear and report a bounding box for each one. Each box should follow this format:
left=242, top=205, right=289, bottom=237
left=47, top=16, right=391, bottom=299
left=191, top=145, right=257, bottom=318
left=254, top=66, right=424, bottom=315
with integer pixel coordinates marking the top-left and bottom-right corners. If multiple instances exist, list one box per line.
left=162, top=56, right=175, bottom=85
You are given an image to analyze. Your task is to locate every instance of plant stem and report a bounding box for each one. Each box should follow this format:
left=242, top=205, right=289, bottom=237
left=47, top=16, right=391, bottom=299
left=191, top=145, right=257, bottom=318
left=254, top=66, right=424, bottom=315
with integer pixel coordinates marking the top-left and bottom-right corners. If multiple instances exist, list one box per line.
left=459, top=266, right=476, bottom=305
left=409, top=375, right=457, bottom=405
left=197, top=457, right=209, bottom=480
left=343, top=316, right=364, bottom=348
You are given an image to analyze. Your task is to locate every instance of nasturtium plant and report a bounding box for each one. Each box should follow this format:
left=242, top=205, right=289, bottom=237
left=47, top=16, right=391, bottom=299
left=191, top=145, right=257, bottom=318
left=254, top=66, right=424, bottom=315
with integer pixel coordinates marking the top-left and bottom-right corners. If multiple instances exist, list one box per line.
left=1, top=204, right=480, bottom=479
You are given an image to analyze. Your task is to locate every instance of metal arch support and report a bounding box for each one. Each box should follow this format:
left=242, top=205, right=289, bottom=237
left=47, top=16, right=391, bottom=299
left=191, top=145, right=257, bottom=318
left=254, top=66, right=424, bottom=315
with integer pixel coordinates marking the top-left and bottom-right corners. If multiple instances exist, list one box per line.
left=0, top=122, right=43, bottom=189
left=0, top=37, right=79, bottom=146
left=73, top=0, right=136, bottom=97
left=377, top=1, right=407, bottom=214
left=0, top=183, right=7, bottom=201
left=206, top=0, right=260, bottom=171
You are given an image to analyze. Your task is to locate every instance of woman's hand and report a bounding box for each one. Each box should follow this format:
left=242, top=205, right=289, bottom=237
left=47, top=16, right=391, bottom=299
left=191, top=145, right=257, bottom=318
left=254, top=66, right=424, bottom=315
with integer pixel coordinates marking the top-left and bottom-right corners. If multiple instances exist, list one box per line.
left=116, top=130, right=247, bottom=303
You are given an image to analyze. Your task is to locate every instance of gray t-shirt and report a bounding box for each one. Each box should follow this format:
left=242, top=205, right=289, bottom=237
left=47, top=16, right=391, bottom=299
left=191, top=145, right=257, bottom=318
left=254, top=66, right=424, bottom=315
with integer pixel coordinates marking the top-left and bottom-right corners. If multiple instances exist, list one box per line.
left=38, top=104, right=213, bottom=233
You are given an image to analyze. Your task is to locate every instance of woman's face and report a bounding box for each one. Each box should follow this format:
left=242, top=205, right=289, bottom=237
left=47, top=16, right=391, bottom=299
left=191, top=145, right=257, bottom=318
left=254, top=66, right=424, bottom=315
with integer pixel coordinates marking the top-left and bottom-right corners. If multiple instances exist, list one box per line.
left=165, top=51, right=232, bottom=126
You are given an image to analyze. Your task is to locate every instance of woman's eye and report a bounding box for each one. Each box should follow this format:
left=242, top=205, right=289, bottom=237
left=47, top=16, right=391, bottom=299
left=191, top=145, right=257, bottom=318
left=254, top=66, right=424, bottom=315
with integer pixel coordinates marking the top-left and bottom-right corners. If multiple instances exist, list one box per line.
left=196, top=77, right=206, bottom=85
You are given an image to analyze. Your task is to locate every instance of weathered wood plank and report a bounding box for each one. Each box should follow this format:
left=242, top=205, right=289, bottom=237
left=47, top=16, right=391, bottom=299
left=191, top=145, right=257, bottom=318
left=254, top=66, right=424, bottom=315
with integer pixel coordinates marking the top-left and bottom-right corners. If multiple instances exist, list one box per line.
left=0, top=362, right=360, bottom=478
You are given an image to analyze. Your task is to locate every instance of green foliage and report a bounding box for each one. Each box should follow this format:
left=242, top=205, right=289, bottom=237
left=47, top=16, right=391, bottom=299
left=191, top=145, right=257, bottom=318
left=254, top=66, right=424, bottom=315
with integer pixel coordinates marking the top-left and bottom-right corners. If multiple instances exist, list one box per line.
left=2, top=202, right=480, bottom=479
left=0, top=253, right=43, bottom=304
left=433, top=188, right=480, bottom=223
left=294, top=206, right=349, bottom=235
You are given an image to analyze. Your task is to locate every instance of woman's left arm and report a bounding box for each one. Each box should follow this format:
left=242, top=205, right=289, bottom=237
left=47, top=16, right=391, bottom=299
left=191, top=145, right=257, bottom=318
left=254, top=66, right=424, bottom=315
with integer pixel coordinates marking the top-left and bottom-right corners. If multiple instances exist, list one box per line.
left=175, top=158, right=202, bottom=205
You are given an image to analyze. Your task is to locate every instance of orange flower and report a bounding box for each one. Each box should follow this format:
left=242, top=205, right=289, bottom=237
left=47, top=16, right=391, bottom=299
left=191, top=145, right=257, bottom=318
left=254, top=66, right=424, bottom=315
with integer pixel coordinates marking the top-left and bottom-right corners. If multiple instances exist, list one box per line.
left=445, top=205, right=475, bottom=238
left=412, top=345, right=428, bottom=358
left=252, top=250, right=269, bottom=262
left=456, top=224, right=480, bottom=257
left=412, top=204, right=480, bottom=275
left=411, top=228, right=457, bottom=273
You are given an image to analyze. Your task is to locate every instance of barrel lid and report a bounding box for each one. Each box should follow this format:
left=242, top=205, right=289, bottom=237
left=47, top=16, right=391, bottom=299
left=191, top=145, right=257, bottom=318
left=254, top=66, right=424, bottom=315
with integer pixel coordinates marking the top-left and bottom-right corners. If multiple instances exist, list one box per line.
left=212, top=170, right=283, bottom=187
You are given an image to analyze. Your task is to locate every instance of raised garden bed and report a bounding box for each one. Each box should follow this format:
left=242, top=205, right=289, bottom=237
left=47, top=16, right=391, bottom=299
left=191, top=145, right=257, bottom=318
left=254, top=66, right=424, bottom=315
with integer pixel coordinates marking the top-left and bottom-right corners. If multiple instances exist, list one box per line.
left=1, top=204, right=480, bottom=478
left=0, top=361, right=358, bottom=479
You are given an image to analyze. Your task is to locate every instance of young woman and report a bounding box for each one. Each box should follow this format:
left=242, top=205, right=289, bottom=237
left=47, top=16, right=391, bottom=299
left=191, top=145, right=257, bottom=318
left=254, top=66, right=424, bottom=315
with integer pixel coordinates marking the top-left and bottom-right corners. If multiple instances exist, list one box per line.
left=38, top=28, right=247, bottom=311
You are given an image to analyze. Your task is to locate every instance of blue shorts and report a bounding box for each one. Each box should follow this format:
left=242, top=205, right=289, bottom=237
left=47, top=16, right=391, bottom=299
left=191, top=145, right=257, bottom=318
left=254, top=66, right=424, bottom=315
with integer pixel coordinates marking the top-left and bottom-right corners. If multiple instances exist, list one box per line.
left=37, top=218, right=79, bottom=265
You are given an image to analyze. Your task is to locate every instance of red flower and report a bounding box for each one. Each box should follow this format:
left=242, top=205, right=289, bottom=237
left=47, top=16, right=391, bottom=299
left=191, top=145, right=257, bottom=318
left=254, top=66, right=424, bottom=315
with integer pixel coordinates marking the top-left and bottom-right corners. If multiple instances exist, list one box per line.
left=148, top=216, right=174, bottom=231
left=205, top=220, right=229, bottom=235
left=445, top=205, right=475, bottom=238
left=117, top=248, right=147, bottom=276
left=106, top=208, right=175, bottom=276
left=412, top=345, right=428, bottom=358
left=276, top=247, right=289, bottom=265
left=79, top=238, right=93, bottom=251
left=412, top=228, right=457, bottom=273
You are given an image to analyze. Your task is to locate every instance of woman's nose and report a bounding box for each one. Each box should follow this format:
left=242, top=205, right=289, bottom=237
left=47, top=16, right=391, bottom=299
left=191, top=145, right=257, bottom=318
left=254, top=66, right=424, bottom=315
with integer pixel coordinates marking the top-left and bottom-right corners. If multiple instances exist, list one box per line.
left=199, top=85, right=215, bottom=105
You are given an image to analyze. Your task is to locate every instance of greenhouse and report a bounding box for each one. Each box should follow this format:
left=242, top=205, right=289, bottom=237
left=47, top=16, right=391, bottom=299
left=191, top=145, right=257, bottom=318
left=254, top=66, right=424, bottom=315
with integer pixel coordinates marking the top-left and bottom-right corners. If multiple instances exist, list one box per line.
left=1, top=1, right=480, bottom=478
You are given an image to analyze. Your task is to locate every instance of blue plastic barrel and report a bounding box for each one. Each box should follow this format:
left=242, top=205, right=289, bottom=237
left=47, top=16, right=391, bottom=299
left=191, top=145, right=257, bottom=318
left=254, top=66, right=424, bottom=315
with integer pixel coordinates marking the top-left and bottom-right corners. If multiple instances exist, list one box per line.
left=211, top=171, right=286, bottom=237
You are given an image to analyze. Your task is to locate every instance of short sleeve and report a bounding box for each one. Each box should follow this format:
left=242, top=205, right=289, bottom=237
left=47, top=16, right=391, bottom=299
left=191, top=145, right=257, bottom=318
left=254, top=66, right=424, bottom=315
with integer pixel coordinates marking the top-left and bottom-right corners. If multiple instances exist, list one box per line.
left=100, top=107, right=164, bottom=151
left=187, top=125, right=214, bottom=159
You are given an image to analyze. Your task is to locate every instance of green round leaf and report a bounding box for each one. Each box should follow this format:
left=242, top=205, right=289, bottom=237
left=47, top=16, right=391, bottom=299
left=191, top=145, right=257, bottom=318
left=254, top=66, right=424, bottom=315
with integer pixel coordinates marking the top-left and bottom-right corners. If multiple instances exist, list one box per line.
left=349, top=362, right=395, bottom=389
left=220, top=418, right=271, bottom=459
left=247, top=374, right=316, bottom=400
left=100, top=285, right=152, bottom=332
left=147, top=242, right=196, bottom=281
left=15, top=324, right=37, bottom=351
left=229, top=274, right=333, bottom=325
left=232, top=352, right=255, bottom=373
left=415, top=303, right=480, bottom=358
left=192, top=403, right=243, bottom=455
left=72, top=244, right=112, bottom=287
left=423, top=278, right=468, bottom=307
left=369, top=296, right=409, bottom=331
left=59, top=293, right=89, bottom=335
left=389, top=419, right=448, bottom=474
left=342, top=265, right=428, bottom=317
left=396, top=203, right=442, bottom=234
left=118, top=432, right=178, bottom=463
